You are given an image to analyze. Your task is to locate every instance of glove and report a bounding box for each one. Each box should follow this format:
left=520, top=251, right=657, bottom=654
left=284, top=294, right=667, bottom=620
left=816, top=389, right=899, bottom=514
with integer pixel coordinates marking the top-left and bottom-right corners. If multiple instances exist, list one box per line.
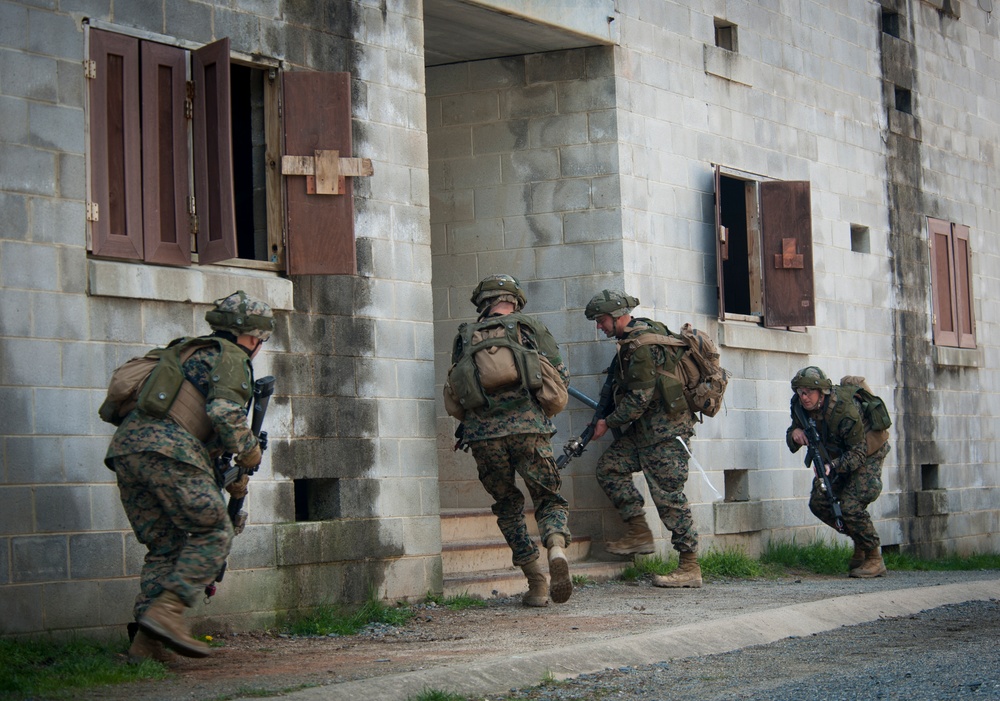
left=225, top=473, right=249, bottom=499
left=235, top=442, right=262, bottom=470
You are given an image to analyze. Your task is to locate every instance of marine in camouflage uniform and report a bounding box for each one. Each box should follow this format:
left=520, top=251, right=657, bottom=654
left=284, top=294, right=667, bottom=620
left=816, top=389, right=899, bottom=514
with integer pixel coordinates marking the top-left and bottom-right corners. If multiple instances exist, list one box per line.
left=105, top=291, right=274, bottom=660
left=786, top=366, right=890, bottom=578
left=585, top=290, right=703, bottom=588
left=445, top=274, right=573, bottom=607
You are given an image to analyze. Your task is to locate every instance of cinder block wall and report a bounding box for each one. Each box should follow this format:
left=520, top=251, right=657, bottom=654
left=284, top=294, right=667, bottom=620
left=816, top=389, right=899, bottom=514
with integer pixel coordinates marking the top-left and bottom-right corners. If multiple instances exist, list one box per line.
left=427, top=47, right=628, bottom=543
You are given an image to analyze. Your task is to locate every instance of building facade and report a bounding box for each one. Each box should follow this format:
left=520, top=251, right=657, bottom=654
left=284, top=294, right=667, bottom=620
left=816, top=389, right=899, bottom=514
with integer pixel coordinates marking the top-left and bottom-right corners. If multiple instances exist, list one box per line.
left=1, top=0, right=997, bottom=639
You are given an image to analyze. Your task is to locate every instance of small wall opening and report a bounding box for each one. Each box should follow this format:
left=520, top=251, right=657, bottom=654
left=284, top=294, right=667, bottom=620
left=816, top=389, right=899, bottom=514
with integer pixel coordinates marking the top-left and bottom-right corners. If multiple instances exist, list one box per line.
left=714, top=19, right=737, bottom=51
left=921, top=464, right=940, bottom=490
left=894, top=86, right=912, bottom=114
left=850, top=224, right=870, bottom=253
left=724, top=469, right=750, bottom=502
left=881, top=9, right=901, bottom=38
left=294, top=478, right=341, bottom=521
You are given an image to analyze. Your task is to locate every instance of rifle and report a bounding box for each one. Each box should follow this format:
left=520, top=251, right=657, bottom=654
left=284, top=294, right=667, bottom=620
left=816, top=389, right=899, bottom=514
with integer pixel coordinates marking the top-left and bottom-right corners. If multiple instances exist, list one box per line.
left=791, top=398, right=846, bottom=533
left=206, top=375, right=275, bottom=598
left=556, top=368, right=620, bottom=470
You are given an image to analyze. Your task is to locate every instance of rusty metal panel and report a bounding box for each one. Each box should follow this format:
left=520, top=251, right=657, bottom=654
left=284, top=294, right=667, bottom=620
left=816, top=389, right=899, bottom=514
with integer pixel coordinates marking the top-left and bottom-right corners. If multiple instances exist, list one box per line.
left=760, top=181, right=815, bottom=328
left=283, top=72, right=357, bottom=276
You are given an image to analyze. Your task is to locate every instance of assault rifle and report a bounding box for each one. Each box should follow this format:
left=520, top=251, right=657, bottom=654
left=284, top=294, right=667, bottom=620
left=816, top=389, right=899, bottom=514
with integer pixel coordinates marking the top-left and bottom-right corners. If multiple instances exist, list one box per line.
left=791, top=398, right=845, bottom=533
left=556, top=369, right=620, bottom=470
left=206, top=375, right=275, bottom=598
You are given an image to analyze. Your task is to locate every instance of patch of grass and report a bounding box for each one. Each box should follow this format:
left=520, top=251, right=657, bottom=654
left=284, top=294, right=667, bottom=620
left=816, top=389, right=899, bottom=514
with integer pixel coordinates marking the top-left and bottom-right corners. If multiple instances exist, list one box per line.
left=885, top=551, right=1000, bottom=571
left=441, top=592, right=488, bottom=610
left=572, top=574, right=596, bottom=586
left=407, top=688, right=466, bottom=701
left=620, top=554, right=675, bottom=581
left=700, top=546, right=765, bottom=579
left=761, top=538, right=854, bottom=575
left=0, top=636, right=167, bottom=697
left=283, top=588, right=413, bottom=637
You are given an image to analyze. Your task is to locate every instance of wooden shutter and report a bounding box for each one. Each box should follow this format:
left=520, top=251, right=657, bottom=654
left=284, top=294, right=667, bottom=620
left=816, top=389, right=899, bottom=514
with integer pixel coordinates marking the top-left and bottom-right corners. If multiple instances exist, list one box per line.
left=714, top=164, right=725, bottom=320
left=952, top=224, right=975, bottom=348
left=283, top=72, right=358, bottom=275
left=141, top=41, right=191, bottom=266
left=192, top=38, right=237, bottom=264
left=759, top=181, right=815, bottom=327
left=89, top=29, right=142, bottom=260
left=928, top=217, right=958, bottom=347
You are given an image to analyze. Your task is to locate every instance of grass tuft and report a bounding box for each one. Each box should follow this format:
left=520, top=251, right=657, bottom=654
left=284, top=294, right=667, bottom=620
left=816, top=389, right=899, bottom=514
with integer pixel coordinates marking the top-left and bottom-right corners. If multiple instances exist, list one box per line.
left=699, top=546, right=765, bottom=579
left=406, top=687, right=466, bottom=701
left=282, top=587, right=413, bottom=637
left=761, top=538, right=855, bottom=575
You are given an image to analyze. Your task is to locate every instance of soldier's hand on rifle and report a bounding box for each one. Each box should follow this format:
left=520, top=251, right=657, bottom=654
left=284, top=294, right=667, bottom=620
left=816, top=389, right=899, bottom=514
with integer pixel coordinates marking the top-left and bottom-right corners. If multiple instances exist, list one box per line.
left=592, top=418, right=609, bottom=439
left=791, top=428, right=809, bottom=446
left=226, top=474, right=249, bottom=499
left=236, top=442, right=262, bottom=469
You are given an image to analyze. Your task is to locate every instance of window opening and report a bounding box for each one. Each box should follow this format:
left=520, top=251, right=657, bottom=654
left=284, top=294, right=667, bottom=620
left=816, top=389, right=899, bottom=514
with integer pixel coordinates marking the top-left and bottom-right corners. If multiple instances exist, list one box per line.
left=881, top=10, right=901, bottom=37
left=714, top=19, right=737, bottom=51
left=920, top=464, right=940, bottom=490
left=724, top=469, right=749, bottom=502
left=850, top=224, right=870, bottom=254
left=894, top=86, right=912, bottom=114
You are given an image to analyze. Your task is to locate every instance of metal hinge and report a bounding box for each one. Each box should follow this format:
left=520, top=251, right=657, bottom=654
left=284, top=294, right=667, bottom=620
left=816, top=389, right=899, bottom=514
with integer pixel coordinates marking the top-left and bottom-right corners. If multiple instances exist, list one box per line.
left=185, top=81, right=195, bottom=119
left=86, top=202, right=99, bottom=221
left=188, top=196, right=198, bottom=234
left=83, top=60, right=96, bottom=79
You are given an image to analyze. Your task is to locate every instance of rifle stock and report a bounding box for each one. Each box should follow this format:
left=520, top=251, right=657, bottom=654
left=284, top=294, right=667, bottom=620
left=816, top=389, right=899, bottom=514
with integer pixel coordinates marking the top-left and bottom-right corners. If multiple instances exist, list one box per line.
left=792, top=399, right=846, bottom=533
left=556, top=367, right=619, bottom=470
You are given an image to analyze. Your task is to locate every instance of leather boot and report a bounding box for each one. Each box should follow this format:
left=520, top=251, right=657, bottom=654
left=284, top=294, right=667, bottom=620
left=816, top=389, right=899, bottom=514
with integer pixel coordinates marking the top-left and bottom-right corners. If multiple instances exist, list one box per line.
left=139, top=590, right=211, bottom=658
left=128, top=628, right=178, bottom=664
left=652, top=551, right=703, bottom=588
left=848, top=543, right=865, bottom=571
left=850, top=548, right=887, bottom=578
left=546, top=534, right=573, bottom=604
left=520, top=558, right=550, bottom=607
left=606, top=516, right=655, bottom=555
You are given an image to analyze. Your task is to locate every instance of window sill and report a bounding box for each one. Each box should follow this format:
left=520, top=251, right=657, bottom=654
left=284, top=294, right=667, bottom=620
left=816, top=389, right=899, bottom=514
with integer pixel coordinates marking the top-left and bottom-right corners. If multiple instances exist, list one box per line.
left=704, top=44, right=753, bottom=86
left=932, top=345, right=982, bottom=368
left=718, top=320, right=813, bottom=354
left=88, top=259, right=294, bottom=310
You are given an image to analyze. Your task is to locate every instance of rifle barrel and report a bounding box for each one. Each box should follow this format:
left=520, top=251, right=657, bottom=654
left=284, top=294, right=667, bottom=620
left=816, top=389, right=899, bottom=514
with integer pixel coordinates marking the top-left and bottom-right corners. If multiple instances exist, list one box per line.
left=568, top=386, right=599, bottom=410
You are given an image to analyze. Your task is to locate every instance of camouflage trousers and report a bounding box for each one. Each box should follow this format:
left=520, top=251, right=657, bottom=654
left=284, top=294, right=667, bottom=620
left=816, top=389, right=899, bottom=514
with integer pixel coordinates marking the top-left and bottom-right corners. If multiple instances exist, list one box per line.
left=114, top=452, right=234, bottom=619
left=810, top=442, right=889, bottom=551
left=597, top=428, right=698, bottom=553
left=470, top=433, right=571, bottom=567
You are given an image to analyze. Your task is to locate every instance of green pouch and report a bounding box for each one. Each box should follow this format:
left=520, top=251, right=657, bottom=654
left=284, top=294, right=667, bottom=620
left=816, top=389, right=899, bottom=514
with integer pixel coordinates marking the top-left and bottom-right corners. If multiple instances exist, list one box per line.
left=447, top=354, right=489, bottom=412
left=656, top=373, right=689, bottom=415
left=136, top=347, right=185, bottom=418
left=519, top=348, right=543, bottom=392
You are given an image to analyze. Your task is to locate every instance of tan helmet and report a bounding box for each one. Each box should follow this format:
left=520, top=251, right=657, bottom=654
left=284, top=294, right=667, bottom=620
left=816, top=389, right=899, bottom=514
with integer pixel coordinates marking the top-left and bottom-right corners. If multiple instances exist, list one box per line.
left=470, top=274, right=527, bottom=313
left=205, top=290, right=274, bottom=341
left=791, top=366, right=832, bottom=394
left=585, top=290, right=639, bottom=320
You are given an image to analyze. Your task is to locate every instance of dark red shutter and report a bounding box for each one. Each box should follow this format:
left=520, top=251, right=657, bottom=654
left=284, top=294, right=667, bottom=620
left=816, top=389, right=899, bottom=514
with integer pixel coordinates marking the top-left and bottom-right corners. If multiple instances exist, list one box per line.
left=89, top=29, right=142, bottom=260
left=759, top=181, right=815, bottom=327
left=283, top=72, right=358, bottom=275
left=928, top=217, right=958, bottom=347
left=141, top=41, right=191, bottom=266
left=192, top=38, right=237, bottom=264
left=952, top=224, right=975, bottom=348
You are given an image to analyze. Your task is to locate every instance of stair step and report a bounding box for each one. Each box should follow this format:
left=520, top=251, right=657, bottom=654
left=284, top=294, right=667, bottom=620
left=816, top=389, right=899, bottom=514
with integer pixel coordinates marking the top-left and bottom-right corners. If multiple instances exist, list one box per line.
left=440, top=507, right=539, bottom=542
left=442, top=536, right=591, bottom=574
left=444, top=560, right=628, bottom=600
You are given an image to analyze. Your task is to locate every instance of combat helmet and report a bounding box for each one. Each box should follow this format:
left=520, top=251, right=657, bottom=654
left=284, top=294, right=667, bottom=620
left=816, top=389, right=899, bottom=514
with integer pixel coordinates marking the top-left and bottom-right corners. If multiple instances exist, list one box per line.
left=585, top=290, right=639, bottom=320
left=471, top=274, right=527, bottom=314
left=791, top=366, right=832, bottom=394
left=206, top=290, right=274, bottom=341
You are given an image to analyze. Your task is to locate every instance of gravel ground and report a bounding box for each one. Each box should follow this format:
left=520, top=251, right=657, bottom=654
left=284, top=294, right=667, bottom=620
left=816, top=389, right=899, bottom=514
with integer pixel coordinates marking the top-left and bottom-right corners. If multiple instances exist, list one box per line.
left=488, top=598, right=1000, bottom=701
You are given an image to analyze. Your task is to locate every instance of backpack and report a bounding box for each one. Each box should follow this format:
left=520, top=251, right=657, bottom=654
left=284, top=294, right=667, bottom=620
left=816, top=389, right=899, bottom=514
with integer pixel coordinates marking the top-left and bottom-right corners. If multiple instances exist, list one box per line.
left=626, top=323, right=730, bottom=420
left=840, top=375, right=892, bottom=455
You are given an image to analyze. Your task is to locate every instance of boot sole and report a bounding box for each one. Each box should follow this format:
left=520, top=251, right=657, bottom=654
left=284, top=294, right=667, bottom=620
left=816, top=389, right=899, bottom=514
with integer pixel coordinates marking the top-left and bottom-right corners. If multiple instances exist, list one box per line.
left=138, top=618, right=211, bottom=658
left=606, top=545, right=655, bottom=556
left=548, top=555, right=573, bottom=604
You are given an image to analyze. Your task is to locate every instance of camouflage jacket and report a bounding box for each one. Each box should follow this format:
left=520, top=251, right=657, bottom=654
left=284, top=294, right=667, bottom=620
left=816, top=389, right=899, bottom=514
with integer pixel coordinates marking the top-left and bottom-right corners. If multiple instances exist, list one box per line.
left=459, top=312, right=569, bottom=442
left=605, top=319, right=696, bottom=447
left=105, top=338, right=258, bottom=474
left=785, top=385, right=867, bottom=477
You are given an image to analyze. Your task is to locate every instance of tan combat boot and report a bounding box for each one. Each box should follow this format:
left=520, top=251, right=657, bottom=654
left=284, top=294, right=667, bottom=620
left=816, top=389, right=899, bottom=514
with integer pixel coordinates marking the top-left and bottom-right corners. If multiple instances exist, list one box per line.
left=521, top=559, right=550, bottom=607
left=848, top=543, right=865, bottom=571
left=128, top=628, right=178, bottom=664
left=139, top=590, right=211, bottom=658
left=652, top=551, right=703, bottom=588
left=850, top=548, right=887, bottom=578
left=606, top=516, right=655, bottom=555
left=546, top=534, right=573, bottom=604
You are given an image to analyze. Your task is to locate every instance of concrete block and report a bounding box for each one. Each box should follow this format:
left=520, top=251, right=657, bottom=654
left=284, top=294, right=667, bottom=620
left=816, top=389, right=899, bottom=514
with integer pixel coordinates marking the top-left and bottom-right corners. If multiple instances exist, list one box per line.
left=6, top=436, right=63, bottom=484
left=0, top=584, right=43, bottom=634
left=69, top=532, right=123, bottom=579
left=228, top=524, right=276, bottom=570
left=442, top=92, right=499, bottom=126
left=0, top=192, right=29, bottom=241
left=527, top=113, right=589, bottom=149
left=502, top=212, right=563, bottom=249
left=91, top=485, right=130, bottom=530
left=33, top=289, right=89, bottom=338
left=65, top=438, right=114, bottom=482
left=0, top=538, right=8, bottom=583
left=556, top=76, right=616, bottom=113
left=426, top=63, right=471, bottom=97
left=468, top=56, right=523, bottom=90
left=32, top=196, right=85, bottom=245
left=917, top=489, right=949, bottom=517
left=98, top=577, right=136, bottom=626
left=713, top=500, right=765, bottom=534
left=35, top=485, right=92, bottom=533
left=114, top=0, right=163, bottom=33
left=472, top=120, right=527, bottom=155
left=0, top=486, right=33, bottom=535
left=504, top=84, right=557, bottom=119
left=12, top=534, right=68, bottom=583
left=27, top=10, right=82, bottom=60
left=559, top=142, right=618, bottom=178
left=525, top=50, right=586, bottom=84
left=0, top=387, right=33, bottom=435
left=382, top=555, right=438, bottom=600
left=61, top=339, right=115, bottom=388
left=474, top=183, right=531, bottom=219
left=35, top=388, right=93, bottom=436
left=58, top=245, right=87, bottom=294
left=530, top=179, right=591, bottom=214
left=449, top=218, right=504, bottom=254
left=564, top=208, right=623, bottom=244
left=0, top=95, right=30, bottom=146
left=0, top=2, right=28, bottom=50
left=0, top=49, right=58, bottom=102
left=1, top=241, right=58, bottom=291
left=502, top=148, right=561, bottom=182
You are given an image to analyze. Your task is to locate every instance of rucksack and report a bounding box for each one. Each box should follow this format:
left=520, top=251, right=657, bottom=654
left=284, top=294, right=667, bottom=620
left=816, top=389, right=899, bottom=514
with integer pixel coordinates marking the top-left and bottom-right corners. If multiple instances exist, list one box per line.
left=624, top=323, right=730, bottom=420
left=840, top=375, right=892, bottom=455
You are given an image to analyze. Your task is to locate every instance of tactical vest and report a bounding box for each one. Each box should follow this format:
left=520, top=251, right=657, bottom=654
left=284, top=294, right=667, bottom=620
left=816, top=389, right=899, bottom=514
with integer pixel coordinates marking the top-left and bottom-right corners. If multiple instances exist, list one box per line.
left=447, top=312, right=557, bottom=413
left=817, top=386, right=866, bottom=459
left=615, top=319, right=688, bottom=415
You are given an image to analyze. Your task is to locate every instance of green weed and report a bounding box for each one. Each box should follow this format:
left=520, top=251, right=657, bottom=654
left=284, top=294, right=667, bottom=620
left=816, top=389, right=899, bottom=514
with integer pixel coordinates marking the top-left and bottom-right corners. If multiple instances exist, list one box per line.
left=699, top=546, right=766, bottom=579
left=761, top=538, right=855, bottom=575
left=884, top=551, right=1000, bottom=571
left=407, top=688, right=466, bottom=701
left=572, top=574, right=596, bottom=586
left=0, top=636, right=167, bottom=697
left=620, top=553, right=675, bottom=580
left=282, top=588, right=413, bottom=637
left=440, top=592, right=488, bottom=610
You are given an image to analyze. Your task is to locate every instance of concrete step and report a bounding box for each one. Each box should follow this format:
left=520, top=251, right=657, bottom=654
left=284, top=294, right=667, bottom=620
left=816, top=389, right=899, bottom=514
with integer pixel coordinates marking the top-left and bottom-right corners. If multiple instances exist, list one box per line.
left=440, top=507, right=539, bottom=542
left=443, top=560, right=628, bottom=600
left=442, top=536, right=592, bottom=574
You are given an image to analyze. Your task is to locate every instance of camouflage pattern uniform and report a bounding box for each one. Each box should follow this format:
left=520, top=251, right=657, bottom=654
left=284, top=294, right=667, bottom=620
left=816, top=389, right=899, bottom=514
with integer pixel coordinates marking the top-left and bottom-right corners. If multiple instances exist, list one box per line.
left=106, top=294, right=268, bottom=620
left=458, top=310, right=571, bottom=568
left=597, top=319, right=699, bottom=553
left=786, top=380, right=889, bottom=552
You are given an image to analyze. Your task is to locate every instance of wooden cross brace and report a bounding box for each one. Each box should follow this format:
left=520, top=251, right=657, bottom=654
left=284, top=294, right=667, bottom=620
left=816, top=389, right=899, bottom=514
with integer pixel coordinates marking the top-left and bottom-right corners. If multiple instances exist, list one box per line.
left=281, top=150, right=374, bottom=195
left=774, top=237, right=804, bottom=269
